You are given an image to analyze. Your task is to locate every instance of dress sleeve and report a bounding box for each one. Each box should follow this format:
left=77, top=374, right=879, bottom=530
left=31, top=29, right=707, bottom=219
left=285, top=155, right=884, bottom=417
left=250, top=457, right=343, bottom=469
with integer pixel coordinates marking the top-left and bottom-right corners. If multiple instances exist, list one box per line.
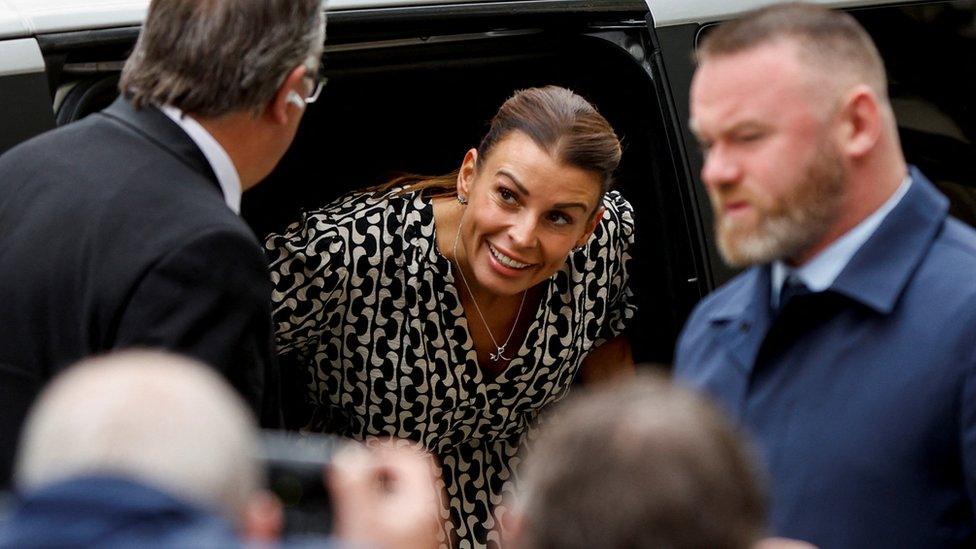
left=264, top=209, right=347, bottom=360
left=593, top=190, right=637, bottom=347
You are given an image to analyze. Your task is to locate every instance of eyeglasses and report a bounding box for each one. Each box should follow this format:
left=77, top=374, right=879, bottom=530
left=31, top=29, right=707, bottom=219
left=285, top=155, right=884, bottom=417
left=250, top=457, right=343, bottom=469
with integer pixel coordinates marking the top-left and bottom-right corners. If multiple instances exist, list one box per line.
left=301, top=65, right=327, bottom=105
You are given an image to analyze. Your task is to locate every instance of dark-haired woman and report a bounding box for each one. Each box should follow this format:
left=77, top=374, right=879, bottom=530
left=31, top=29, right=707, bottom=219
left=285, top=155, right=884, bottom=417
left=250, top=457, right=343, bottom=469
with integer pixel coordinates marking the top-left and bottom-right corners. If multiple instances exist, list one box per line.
left=266, top=86, right=636, bottom=548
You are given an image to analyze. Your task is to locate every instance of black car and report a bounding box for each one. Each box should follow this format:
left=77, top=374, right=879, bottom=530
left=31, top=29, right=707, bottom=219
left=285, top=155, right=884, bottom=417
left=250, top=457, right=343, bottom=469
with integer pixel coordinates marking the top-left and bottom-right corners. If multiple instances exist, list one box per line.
left=0, top=0, right=973, bottom=364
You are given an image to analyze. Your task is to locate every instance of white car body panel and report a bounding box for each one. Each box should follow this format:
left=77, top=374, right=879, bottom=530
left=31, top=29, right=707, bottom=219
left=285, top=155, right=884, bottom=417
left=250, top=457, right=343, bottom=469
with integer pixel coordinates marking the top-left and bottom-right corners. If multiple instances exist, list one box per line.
left=0, top=0, right=146, bottom=38
left=0, top=37, right=44, bottom=76
left=0, top=0, right=496, bottom=39
left=0, top=0, right=921, bottom=41
left=648, top=0, right=919, bottom=26
left=0, top=3, right=27, bottom=39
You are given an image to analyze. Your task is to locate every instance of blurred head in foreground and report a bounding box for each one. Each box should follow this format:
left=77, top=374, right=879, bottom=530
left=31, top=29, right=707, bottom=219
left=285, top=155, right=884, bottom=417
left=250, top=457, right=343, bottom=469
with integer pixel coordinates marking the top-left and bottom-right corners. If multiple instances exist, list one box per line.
left=511, top=372, right=767, bottom=549
left=8, top=350, right=442, bottom=549
left=13, top=351, right=276, bottom=539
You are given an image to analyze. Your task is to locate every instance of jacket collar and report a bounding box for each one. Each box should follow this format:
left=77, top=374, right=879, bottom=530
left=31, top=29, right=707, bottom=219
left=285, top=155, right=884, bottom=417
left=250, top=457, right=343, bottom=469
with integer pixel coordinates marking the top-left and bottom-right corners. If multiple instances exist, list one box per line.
left=100, top=97, right=221, bottom=191
left=707, top=166, right=947, bottom=323
left=829, top=167, right=947, bottom=313
left=706, top=265, right=770, bottom=323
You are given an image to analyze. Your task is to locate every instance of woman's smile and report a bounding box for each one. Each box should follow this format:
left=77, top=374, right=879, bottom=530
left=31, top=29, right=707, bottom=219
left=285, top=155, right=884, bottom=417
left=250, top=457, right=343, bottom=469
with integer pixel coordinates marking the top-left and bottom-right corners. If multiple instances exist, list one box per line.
left=487, top=241, right=534, bottom=270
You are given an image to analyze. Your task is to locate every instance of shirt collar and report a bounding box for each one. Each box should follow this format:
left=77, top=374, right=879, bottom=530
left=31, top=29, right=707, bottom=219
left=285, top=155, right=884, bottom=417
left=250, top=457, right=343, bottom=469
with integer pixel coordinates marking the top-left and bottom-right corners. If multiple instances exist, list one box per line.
left=771, top=174, right=912, bottom=306
left=159, top=105, right=242, bottom=214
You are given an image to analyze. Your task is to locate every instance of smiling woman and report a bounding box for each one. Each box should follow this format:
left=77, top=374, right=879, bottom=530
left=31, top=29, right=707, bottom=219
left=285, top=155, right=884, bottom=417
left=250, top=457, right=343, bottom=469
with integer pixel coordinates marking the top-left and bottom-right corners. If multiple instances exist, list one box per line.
left=265, top=86, right=636, bottom=547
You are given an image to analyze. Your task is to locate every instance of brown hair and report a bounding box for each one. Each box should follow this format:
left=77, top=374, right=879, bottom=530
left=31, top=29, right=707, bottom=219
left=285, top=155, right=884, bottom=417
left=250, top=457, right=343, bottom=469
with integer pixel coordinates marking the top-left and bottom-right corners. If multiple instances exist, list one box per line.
left=515, top=371, right=767, bottom=549
left=120, top=0, right=325, bottom=117
left=697, top=3, right=888, bottom=101
left=376, top=86, right=621, bottom=198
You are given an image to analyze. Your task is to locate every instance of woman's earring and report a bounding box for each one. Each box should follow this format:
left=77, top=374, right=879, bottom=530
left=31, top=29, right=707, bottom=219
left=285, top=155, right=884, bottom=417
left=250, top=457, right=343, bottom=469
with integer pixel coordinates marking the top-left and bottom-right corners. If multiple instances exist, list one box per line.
left=457, top=195, right=468, bottom=205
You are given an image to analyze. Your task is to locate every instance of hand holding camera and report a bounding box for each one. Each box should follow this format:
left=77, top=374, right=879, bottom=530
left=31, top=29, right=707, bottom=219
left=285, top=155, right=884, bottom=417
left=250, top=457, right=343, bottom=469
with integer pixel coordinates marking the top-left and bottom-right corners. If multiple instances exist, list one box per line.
left=328, top=442, right=442, bottom=549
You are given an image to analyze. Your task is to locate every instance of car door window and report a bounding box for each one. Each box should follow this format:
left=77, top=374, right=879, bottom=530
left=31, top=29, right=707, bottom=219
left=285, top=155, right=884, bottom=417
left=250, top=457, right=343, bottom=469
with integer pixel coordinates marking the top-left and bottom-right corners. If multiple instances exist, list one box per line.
left=855, top=0, right=976, bottom=228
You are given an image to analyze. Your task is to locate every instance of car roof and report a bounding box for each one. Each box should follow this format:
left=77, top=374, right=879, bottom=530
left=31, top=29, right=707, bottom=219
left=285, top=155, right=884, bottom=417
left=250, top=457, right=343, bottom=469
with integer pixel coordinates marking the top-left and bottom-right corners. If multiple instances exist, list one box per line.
left=0, top=0, right=413, bottom=39
left=650, top=0, right=918, bottom=26
left=0, top=0, right=918, bottom=40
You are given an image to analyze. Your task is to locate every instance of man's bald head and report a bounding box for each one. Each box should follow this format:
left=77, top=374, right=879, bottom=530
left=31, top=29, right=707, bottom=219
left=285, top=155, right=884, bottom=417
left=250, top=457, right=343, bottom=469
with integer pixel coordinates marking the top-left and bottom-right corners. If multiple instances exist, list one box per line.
left=15, top=351, right=263, bottom=524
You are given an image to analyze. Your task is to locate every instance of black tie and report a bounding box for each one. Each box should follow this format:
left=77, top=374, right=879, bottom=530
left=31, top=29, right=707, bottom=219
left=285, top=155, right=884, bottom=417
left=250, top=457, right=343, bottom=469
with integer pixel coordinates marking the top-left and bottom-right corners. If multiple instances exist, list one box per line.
left=777, top=275, right=810, bottom=314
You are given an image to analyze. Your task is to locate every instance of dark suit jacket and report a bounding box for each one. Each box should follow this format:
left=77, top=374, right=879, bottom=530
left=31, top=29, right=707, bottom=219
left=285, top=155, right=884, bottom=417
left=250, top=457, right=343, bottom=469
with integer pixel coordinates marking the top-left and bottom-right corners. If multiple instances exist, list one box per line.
left=674, top=168, right=976, bottom=547
left=0, top=98, right=280, bottom=487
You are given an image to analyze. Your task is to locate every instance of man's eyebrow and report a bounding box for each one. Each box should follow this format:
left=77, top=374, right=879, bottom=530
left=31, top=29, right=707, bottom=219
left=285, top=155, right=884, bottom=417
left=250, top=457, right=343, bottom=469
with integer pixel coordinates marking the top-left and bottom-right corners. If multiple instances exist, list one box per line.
left=729, top=121, right=765, bottom=132
left=689, top=119, right=765, bottom=142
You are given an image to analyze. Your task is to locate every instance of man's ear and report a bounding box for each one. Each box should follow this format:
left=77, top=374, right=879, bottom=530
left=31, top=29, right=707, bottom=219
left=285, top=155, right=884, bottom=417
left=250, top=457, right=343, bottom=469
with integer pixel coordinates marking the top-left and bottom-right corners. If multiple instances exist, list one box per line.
left=837, top=84, right=882, bottom=159
left=268, top=64, right=308, bottom=125
left=457, top=148, right=479, bottom=198
left=577, top=205, right=605, bottom=248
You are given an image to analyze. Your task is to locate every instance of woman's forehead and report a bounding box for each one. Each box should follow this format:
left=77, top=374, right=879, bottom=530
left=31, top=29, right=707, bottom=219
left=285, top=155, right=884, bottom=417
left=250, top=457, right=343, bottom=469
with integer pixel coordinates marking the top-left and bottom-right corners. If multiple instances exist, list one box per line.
left=482, top=133, right=601, bottom=189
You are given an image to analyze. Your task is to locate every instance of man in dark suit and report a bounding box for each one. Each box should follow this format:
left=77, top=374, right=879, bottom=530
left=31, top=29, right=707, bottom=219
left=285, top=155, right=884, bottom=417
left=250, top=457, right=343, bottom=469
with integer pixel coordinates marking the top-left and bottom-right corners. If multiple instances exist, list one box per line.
left=675, top=3, right=976, bottom=547
left=0, top=0, right=325, bottom=487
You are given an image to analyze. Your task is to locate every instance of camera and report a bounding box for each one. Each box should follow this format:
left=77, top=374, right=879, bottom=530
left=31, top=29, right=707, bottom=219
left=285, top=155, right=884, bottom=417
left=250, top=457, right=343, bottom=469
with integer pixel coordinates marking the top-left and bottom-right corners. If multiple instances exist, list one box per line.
left=259, top=430, right=345, bottom=537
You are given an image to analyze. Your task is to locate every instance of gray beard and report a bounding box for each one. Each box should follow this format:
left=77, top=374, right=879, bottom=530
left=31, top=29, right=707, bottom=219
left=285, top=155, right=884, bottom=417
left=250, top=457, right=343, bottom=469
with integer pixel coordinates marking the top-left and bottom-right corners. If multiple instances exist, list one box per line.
left=714, top=146, right=846, bottom=267
left=717, top=209, right=827, bottom=267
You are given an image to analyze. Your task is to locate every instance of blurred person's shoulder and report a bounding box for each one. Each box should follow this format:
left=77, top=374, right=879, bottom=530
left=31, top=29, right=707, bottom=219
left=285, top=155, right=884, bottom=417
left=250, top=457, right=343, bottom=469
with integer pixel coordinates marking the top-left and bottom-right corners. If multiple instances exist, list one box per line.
left=0, top=476, right=241, bottom=549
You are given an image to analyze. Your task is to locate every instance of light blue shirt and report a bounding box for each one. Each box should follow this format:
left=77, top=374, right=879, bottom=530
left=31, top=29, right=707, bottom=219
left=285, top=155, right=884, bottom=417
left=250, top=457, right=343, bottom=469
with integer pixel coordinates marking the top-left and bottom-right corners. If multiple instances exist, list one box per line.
left=159, top=105, right=242, bottom=214
left=771, top=175, right=912, bottom=307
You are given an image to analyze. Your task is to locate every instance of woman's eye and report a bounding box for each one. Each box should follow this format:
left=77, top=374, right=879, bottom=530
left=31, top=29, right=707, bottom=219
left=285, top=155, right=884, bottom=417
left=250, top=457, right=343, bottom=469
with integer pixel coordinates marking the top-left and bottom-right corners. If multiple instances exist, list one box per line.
left=497, top=187, right=518, bottom=204
left=547, top=212, right=572, bottom=226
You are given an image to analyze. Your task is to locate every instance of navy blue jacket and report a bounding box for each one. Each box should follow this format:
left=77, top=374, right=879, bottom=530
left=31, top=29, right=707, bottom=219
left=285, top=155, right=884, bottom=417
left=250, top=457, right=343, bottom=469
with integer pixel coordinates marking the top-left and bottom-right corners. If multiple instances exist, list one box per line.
left=0, top=476, right=241, bottom=548
left=674, top=169, right=976, bottom=548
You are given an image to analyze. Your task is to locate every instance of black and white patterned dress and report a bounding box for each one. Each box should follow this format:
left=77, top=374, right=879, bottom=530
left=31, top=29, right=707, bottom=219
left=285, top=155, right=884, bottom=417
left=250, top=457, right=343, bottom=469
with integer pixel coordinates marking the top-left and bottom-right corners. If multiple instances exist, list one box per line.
left=265, top=188, right=635, bottom=547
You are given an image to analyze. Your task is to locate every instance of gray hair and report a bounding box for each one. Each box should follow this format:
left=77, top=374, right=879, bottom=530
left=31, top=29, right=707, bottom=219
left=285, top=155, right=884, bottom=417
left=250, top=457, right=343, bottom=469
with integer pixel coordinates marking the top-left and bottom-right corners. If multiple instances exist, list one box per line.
left=15, top=351, right=264, bottom=524
left=120, top=0, right=326, bottom=117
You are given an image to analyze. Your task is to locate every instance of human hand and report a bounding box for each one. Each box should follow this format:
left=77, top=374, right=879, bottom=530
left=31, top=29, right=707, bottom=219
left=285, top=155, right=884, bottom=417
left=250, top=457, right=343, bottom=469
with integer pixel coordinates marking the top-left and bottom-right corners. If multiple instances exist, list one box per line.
left=327, top=441, right=441, bottom=549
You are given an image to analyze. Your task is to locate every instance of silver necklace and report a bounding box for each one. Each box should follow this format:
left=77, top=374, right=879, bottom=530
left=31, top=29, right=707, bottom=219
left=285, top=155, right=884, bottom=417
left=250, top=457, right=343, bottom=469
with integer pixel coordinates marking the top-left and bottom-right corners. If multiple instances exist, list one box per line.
left=452, top=212, right=527, bottom=362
